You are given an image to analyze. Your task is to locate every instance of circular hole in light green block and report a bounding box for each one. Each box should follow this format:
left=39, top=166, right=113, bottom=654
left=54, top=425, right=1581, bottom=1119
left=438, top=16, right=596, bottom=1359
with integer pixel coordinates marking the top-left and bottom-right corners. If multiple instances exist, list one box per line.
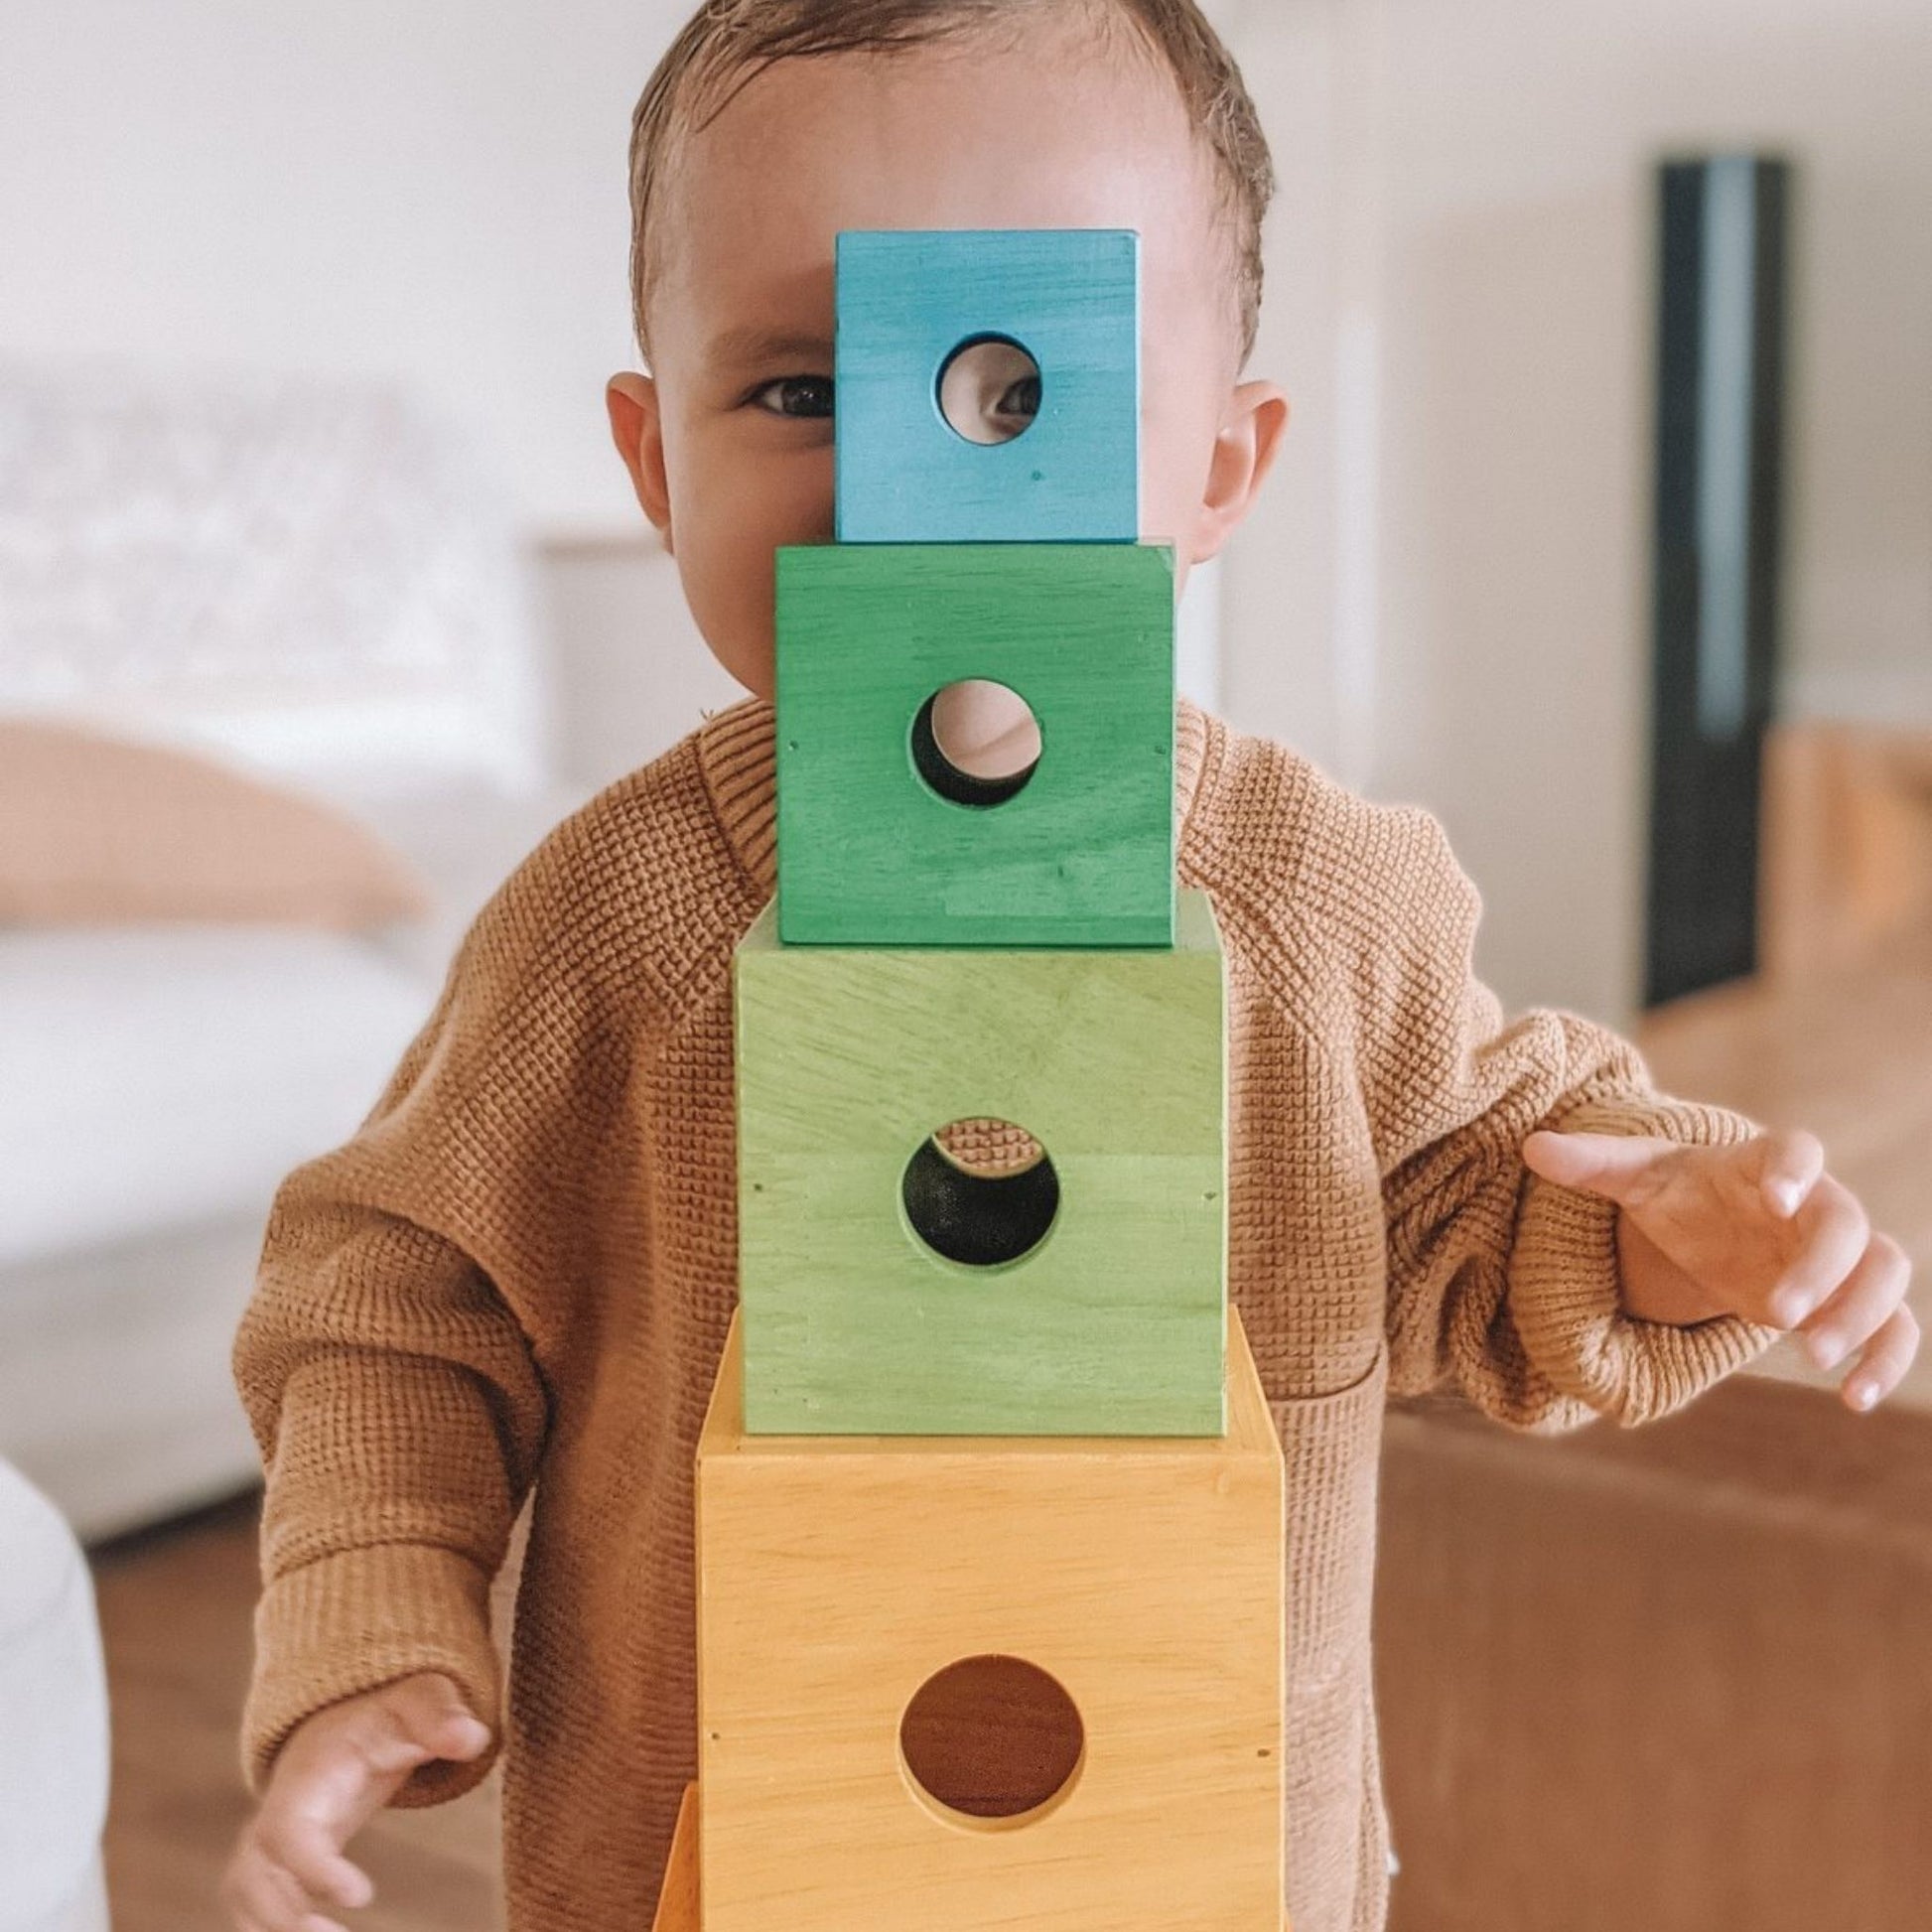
left=898, top=1653, right=1086, bottom=1826
left=935, top=334, right=1041, bottom=445
left=909, top=680, right=1041, bottom=809
left=901, top=1117, right=1059, bottom=1267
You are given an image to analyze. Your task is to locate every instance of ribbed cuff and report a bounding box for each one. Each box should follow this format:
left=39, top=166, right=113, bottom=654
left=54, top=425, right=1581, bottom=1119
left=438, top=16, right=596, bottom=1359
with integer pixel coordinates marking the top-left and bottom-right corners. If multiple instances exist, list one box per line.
left=1508, top=1089, right=1786, bottom=1428
left=240, top=1541, right=502, bottom=1809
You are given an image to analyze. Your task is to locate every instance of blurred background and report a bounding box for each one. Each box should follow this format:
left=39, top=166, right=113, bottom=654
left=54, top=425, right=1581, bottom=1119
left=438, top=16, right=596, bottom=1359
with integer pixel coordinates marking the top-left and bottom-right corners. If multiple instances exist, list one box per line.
left=0, top=1, right=1926, bottom=1928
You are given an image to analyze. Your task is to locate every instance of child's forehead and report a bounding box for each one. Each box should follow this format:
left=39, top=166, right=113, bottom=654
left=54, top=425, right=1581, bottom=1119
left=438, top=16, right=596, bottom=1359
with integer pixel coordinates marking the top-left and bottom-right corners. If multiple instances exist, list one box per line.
left=686, top=42, right=1194, bottom=208
left=655, top=45, right=1216, bottom=350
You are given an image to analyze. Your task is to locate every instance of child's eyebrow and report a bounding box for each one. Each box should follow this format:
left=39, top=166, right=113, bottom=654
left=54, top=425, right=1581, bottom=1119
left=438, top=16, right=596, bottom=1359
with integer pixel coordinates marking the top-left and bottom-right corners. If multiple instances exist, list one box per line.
left=705, top=325, right=835, bottom=372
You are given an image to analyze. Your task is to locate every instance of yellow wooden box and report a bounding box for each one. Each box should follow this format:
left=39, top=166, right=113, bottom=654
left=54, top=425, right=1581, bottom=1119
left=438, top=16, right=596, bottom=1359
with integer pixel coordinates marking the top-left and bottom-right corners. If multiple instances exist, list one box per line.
left=651, top=1785, right=701, bottom=1932
left=651, top=1777, right=1292, bottom=1932
left=692, top=1302, right=1286, bottom=1930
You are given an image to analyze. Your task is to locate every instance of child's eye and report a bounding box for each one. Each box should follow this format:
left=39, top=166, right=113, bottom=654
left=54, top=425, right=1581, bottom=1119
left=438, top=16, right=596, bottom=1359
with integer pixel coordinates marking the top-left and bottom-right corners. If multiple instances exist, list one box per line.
left=749, top=374, right=834, bottom=419
left=995, top=375, right=1040, bottom=424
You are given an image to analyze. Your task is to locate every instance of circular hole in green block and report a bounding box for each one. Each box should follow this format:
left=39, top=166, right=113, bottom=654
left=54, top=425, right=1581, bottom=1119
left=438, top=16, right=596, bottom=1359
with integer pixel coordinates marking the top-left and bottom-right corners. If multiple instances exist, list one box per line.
left=935, top=333, right=1041, bottom=445
left=898, top=1653, right=1086, bottom=1824
left=910, top=680, right=1041, bottom=809
left=901, top=1117, right=1058, bottom=1267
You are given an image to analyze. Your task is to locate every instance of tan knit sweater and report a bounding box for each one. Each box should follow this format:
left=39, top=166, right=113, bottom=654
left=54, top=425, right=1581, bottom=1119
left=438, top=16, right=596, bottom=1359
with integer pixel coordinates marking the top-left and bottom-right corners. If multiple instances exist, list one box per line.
left=233, top=693, right=1781, bottom=1932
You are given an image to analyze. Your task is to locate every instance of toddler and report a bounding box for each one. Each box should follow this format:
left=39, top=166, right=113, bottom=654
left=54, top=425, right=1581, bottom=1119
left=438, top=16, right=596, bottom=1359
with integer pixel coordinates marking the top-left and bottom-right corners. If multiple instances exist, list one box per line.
left=219, top=4, right=1917, bottom=1930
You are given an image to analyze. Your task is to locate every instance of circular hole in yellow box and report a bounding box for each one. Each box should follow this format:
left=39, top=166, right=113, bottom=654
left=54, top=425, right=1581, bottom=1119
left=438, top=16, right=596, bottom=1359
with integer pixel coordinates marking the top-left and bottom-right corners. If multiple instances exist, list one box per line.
left=898, top=1653, right=1087, bottom=1829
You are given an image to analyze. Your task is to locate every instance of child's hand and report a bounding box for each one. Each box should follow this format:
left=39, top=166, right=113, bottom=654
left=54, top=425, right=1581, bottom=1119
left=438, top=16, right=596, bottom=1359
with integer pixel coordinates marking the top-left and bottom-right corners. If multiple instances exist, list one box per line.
left=1521, top=1124, right=1920, bottom=1411
left=219, top=1670, right=492, bottom=1931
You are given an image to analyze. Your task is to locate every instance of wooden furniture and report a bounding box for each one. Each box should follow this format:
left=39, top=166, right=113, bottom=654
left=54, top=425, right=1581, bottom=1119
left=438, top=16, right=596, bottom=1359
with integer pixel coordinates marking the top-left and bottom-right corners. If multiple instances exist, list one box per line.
left=1759, top=718, right=1932, bottom=985
left=1376, top=915, right=1932, bottom=1932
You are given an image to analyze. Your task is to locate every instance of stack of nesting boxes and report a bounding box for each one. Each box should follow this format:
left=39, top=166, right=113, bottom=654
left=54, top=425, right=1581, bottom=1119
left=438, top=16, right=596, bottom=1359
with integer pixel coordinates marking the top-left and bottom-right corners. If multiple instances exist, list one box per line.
left=657, top=228, right=1291, bottom=1932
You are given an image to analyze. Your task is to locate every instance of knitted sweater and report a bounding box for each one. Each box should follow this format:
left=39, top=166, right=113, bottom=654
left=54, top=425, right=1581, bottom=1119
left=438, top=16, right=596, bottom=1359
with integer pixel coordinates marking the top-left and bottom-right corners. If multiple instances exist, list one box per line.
left=232, top=692, right=1781, bottom=1932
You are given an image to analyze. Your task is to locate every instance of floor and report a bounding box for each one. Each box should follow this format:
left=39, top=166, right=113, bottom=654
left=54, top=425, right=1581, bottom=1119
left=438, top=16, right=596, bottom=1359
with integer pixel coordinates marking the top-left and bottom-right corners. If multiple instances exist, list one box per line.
left=87, top=1485, right=506, bottom=1932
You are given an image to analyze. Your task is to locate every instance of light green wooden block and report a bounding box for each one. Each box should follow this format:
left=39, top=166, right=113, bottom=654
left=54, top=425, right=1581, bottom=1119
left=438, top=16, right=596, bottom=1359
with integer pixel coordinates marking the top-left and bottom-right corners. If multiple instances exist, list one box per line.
left=733, top=890, right=1227, bottom=1436
left=774, top=541, right=1175, bottom=948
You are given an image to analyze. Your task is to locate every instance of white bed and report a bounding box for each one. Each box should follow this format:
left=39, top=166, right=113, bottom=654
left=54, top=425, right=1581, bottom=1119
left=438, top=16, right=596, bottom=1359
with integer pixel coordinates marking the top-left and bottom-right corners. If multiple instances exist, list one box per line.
left=0, top=776, right=597, bottom=1543
left=0, top=362, right=596, bottom=1543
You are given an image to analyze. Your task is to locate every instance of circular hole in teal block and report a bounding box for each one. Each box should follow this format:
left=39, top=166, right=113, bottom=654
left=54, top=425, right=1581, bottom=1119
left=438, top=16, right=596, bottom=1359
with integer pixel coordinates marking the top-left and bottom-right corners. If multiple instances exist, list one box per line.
left=910, top=680, right=1040, bottom=808
left=935, top=334, right=1041, bottom=445
left=898, top=1653, right=1086, bottom=1825
left=901, top=1117, right=1058, bottom=1267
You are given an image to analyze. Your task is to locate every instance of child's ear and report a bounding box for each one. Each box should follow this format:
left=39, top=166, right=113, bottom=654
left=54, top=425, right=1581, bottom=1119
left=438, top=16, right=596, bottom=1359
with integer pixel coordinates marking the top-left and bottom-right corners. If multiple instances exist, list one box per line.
left=1189, top=379, right=1291, bottom=566
left=606, top=371, right=674, bottom=553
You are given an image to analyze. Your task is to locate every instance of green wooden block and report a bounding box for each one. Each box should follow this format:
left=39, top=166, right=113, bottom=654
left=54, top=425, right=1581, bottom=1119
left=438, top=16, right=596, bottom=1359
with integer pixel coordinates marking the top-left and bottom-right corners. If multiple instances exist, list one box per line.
left=774, top=542, right=1175, bottom=948
left=733, top=890, right=1227, bottom=1436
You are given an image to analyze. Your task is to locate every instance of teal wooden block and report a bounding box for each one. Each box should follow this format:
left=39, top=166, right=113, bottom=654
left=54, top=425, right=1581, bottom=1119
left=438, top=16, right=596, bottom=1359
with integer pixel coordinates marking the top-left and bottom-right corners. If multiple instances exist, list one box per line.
left=834, top=228, right=1139, bottom=543
left=733, top=890, right=1228, bottom=1436
left=775, top=542, right=1175, bottom=947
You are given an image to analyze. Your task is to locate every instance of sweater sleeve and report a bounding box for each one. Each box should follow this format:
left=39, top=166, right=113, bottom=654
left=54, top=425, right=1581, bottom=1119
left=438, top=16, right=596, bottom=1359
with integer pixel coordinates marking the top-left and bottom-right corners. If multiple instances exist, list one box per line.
left=1358, top=805, right=1785, bottom=1433
left=231, top=843, right=617, bottom=1807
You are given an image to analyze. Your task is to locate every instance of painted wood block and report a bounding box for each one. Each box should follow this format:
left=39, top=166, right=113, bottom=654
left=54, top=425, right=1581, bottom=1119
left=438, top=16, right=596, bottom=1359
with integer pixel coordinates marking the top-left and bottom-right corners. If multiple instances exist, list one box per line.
left=833, top=227, right=1139, bottom=544
left=693, top=1301, right=1286, bottom=1932
left=650, top=1783, right=700, bottom=1932
left=733, top=889, right=1225, bottom=1436
left=774, top=541, right=1176, bottom=947
left=653, top=1777, right=1296, bottom=1932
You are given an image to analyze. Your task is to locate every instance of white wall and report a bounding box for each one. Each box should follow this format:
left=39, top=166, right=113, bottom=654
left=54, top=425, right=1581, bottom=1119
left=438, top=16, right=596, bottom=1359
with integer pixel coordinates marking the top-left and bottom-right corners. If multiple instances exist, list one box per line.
left=0, top=0, right=674, bottom=530
left=0, top=0, right=1237, bottom=758
left=1220, top=0, right=1932, bottom=1020
left=4, top=1, right=1926, bottom=1019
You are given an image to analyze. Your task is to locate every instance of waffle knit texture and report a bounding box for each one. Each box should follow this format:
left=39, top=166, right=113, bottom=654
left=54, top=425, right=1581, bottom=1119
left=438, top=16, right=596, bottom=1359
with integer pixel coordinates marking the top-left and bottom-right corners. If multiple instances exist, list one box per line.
left=232, top=693, right=1782, bottom=1932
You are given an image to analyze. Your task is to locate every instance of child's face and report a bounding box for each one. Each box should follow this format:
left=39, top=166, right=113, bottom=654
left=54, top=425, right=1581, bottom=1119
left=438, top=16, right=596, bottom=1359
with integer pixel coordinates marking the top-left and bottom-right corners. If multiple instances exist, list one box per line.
left=609, top=16, right=1290, bottom=704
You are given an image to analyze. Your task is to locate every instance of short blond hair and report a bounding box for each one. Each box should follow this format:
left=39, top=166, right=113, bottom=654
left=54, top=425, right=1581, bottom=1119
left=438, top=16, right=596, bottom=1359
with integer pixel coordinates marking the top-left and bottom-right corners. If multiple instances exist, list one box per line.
left=626, top=0, right=1274, bottom=371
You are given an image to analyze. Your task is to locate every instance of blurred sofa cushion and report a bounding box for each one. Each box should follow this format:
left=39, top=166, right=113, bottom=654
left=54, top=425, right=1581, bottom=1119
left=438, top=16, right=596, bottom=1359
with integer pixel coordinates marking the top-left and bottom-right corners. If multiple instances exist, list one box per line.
left=0, top=717, right=432, bottom=929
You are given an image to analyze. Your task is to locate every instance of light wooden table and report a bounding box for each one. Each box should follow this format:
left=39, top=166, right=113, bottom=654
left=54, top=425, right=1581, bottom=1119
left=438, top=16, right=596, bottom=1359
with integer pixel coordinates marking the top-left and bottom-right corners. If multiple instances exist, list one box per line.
left=1634, top=917, right=1932, bottom=1410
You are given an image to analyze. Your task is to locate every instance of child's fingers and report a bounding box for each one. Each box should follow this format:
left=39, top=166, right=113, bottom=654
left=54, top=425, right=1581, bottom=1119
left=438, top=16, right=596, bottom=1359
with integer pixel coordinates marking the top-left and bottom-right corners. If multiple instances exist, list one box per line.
left=1753, top=1125, right=1826, bottom=1217
left=267, top=1677, right=489, bottom=1875
left=1840, top=1303, right=1921, bottom=1413
left=219, top=1842, right=326, bottom=1932
left=297, top=1691, right=465, bottom=1838
left=345, top=1706, right=450, bottom=1783
left=1798, top=1229, right=1913, bottom=1370
left=383, top=1671, right=493, bottom=1762
left=259, top=1809, right=373, bottom=1911
left=1763, top=1174, right=1871, bottom=1326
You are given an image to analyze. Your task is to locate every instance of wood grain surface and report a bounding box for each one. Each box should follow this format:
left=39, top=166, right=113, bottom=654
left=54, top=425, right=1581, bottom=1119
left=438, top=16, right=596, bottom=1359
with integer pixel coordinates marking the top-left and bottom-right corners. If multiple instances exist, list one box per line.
left=832, top=227, right=1140, bottom=544
left=735, top=888, right=1227, bottom=1435
left=774, top=540, right=1176, bottom=946
left=693, top=1301, right=1286, bottom=1932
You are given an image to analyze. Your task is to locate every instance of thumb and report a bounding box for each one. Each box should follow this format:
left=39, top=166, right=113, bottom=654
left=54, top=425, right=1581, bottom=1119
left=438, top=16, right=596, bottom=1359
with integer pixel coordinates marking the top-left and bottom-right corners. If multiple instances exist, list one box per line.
left=1520, top=1127, right=1676, bottom=1203
left=1748, top=1125, right=1826, bottom=1219
left=402, top=1674, right=493, bottom=1757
